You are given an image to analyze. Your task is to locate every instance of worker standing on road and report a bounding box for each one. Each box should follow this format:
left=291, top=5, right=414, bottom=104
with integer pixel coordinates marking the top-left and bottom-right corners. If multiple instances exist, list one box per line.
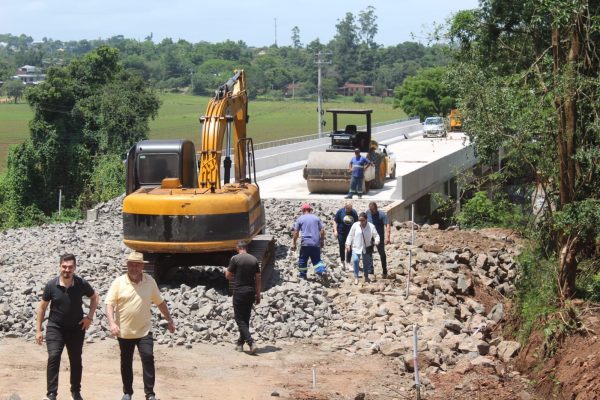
left=333, top=201, right=358, bottom=270
left=346, top=148, right=372, bottom=199
left=226, top=241, right=261, bottom=354
left=366, top=202, right=391, bottom=279
left=105, top=251, right=176, bottom=400
left=346, top=212, right=380, bottom=285
left=35, top=253, right=99, bottom=400
left=292, top=203, right=326, bottom=279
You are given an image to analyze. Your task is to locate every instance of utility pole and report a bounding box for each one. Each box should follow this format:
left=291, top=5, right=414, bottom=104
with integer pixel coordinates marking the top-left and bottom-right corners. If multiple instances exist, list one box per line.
left=190, top=69, right=194, bottom=93
left=315, top=51, right=332, bottom=137
left=274, top=18, right=277, bottom=46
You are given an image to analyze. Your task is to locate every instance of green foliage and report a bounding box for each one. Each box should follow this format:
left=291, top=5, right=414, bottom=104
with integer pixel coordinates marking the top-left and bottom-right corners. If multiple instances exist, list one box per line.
left=448, top=0, right=600, bottom=298
left=393, top=67, right=454, bottom=120
left=48, top=207, right=82, bottom=225
left=456, top=191, right=522, bottom=229
left=0, top=46, right=159, bottom=229
left=586, top=272, right=600, bottom=302
left=78, top=153, right=125, bottom=211
left=353, top=92, right=365, bottom=103
left=2, top=80, right=25, bottom=103
left=514, top=247, right=558, bottom=342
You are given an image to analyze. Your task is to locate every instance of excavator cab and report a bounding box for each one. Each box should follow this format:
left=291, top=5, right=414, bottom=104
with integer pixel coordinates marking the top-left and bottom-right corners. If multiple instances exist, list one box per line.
left=126, top=139, right=198, bottom=195
left=327, top=109, right=372, bottom=152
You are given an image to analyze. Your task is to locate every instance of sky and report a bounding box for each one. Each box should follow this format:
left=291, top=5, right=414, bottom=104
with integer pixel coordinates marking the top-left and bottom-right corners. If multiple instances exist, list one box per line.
left=2, top=0, right=480, bottom=47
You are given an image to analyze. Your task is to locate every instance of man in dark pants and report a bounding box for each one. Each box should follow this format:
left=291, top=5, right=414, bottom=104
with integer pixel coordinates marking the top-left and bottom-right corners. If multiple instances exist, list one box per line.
left=36, top=253, right=99, bottom=400
left=332, top=201, right=358, bottom=270
left=105, top=251, right=176, bottom=400
left=366, top=202, right=392, bottom=278
left=226, top=241, right=261, bottom=354
left=292, top=203, right=326, bottom=279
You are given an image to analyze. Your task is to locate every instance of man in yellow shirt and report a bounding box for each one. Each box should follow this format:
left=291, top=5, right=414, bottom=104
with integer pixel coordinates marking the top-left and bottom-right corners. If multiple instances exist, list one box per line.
left=105, top=252, right=176, bottom=400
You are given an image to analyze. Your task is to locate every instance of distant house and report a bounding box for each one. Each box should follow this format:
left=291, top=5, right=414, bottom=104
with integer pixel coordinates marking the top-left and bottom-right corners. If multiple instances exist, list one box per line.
left=337, top=83, right=373, bottom=96
left=284, top=82, right=301, bottom=97
left=13, top=65, right=46, bottom=84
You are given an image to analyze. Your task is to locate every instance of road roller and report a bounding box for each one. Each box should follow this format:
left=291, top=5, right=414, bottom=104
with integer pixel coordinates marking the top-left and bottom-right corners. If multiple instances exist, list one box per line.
left=303, top=109, right=392, bottom=193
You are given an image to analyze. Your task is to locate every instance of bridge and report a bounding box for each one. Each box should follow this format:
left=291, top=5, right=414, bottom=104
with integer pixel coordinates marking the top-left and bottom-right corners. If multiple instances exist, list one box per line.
left=253, top=119, right=476, bottom=222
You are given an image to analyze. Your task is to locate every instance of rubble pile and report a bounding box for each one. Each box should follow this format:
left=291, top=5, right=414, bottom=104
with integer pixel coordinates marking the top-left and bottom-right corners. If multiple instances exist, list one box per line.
left=0, top=197, right=522, bottom=394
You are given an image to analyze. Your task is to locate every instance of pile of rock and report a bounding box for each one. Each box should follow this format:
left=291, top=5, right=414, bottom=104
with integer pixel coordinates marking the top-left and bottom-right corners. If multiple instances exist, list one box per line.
left=0, top=196, right=522, bottom=391
left=0, top=198, right=380, bottom=345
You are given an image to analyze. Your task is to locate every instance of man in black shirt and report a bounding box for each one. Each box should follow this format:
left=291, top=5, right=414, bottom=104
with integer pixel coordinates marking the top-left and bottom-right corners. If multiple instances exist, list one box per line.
left=36, top=254, right=99, bottom=400
left=225, top=241, right=261, bottom=354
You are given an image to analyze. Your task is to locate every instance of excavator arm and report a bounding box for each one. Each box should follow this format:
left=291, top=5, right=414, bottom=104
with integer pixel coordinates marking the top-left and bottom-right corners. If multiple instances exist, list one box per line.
left=198, top=70, right=248, bottom=190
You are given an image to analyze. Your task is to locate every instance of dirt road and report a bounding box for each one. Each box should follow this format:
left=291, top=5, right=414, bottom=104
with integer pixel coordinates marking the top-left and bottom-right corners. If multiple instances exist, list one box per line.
left=0, top=338, right=402, bottom=400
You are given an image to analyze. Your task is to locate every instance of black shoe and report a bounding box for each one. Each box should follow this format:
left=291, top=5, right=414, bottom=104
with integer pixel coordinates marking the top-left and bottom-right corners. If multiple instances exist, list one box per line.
left=235, top=342, right=244, bottom=352
left=146, top=396, right=157, bottom=400
left=358, top=194, right=363, bottom=199
left=71, top=393, right=84, bottom=400
left=249, top=342, right=258, bottom=354
left=121, top=395, right=132, bottom=400
left=44, top=395, right=57, bottom=400
left=345, top=195, right=353, bottom=199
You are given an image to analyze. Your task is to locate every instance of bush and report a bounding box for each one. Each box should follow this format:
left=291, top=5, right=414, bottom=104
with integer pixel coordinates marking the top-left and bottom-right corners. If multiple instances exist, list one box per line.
left=48, top=207, right=83, bottom=224
left=456, top=190, right=523, bottom=229
left=353, top=92, right=365, bottom=103
left=78, top=154, right=125, bottom=211
left=514, top=247, right=558, bottom=342
left=587, top=272, right=600, bottom=302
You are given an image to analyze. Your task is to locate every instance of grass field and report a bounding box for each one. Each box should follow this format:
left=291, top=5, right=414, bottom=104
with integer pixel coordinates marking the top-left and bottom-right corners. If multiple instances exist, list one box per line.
left=0, top=93, right=406, bottom=171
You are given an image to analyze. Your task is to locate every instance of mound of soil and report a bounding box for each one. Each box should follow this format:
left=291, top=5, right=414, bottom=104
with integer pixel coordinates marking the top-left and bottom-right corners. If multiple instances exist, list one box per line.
left=517, top=308, right=600, bottom=399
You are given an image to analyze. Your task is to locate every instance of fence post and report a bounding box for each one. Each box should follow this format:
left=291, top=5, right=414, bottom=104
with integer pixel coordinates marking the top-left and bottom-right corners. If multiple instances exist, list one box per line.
left=413, top=324, right=421, bottom=400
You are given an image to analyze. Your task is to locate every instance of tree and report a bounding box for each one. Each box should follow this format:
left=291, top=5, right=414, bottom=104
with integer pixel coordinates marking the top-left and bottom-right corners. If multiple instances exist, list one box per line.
left=448, top=1, right=600, bottom=300
left=3, top=80, right=25, bottom=103
left=331, top=12, right=359, bottom=84
left=393, top=67, right=454, bottom=120
left=2, top=46, right=159, bottom=224
left=358, top=5, right=378, bottom=49
left=291, top=26, right=302, bottom=49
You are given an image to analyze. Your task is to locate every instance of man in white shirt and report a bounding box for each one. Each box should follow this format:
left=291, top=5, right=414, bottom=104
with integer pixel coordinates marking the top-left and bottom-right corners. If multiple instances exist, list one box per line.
left=345, top=212, right=380, bottom=285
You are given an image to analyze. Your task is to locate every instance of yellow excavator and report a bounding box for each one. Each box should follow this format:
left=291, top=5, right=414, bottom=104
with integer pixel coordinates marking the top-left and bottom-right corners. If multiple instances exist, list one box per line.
left=122, top=70, right=274, bottom=288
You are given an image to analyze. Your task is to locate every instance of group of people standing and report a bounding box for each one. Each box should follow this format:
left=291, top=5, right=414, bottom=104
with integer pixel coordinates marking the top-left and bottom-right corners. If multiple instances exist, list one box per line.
left=36, top=244, right=262, bottom=400
left=293, top=201, right=391, bottom=285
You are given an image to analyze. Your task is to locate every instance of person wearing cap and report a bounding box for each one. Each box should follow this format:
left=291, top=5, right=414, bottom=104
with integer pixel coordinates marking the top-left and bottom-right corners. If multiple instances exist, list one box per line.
left=346, top=148, right=372, bottom=199
left=332, top=201, right=358, bottom=270
left=291, top=203, right=326, bottom=279
left=105, top=251, right=176, bottom=400
left=226, top=241, right=261, bottom=354
left=36, top=253, right=99, bottom=400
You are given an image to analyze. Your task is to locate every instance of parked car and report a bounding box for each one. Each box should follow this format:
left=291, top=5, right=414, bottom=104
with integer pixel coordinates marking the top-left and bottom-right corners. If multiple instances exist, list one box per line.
left=422, top=116, right=447, bottom=138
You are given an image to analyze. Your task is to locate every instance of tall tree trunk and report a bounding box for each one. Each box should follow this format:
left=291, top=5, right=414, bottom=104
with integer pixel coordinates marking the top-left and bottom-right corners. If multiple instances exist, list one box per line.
left=553, top=16, right=581, bottom=299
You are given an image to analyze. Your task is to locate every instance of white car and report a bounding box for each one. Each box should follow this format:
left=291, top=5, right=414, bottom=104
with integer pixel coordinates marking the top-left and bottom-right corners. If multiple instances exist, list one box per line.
left=422, top=116, right=447, bottom=138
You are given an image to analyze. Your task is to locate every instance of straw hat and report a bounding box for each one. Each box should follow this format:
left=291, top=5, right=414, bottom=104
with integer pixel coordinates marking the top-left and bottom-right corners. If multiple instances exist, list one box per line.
left=127, top=251, right=148, bottom=263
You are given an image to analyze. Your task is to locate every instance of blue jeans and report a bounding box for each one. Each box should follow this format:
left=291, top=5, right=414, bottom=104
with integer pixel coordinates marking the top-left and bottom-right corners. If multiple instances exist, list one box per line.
left=348, top=176, right=364, bottom=196
left=352, top=251, right=373, bottom=278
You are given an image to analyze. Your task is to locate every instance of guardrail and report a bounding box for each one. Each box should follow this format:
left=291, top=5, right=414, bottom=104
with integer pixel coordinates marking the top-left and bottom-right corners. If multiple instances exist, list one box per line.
left=252, top=116, right=420, bottom=151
